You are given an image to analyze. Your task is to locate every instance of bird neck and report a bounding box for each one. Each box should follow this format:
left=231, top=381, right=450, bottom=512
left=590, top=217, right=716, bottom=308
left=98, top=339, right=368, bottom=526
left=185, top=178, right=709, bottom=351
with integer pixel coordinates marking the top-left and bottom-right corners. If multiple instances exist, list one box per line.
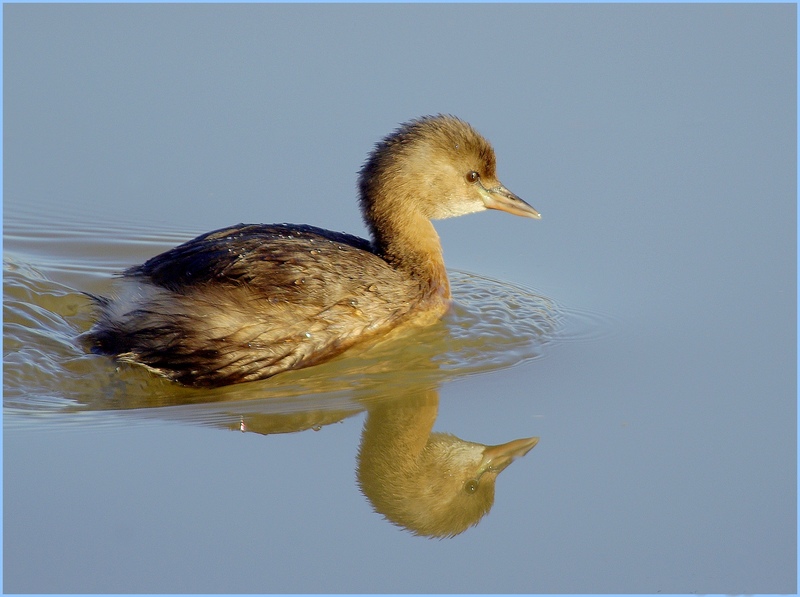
left=366, top=198, right=451, bottom=301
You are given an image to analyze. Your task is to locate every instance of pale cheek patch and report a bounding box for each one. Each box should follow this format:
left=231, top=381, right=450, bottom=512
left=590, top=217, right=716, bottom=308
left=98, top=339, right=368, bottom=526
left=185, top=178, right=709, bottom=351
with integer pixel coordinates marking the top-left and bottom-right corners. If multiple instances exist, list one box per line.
left=431, top=195, right=486, bottom=220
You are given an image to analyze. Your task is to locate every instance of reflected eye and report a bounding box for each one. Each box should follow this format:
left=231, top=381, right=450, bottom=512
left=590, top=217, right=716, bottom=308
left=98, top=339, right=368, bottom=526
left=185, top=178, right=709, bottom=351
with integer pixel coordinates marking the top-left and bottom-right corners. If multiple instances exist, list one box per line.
left=464, top=479, right=478, bottom=494
left=466, top=171, right=479, bottom=184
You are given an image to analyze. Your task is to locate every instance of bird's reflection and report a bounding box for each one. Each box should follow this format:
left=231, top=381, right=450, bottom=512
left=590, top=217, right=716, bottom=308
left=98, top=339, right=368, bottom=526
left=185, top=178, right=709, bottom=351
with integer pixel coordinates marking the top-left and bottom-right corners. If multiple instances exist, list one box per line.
left=222, top=386, right=537, bottom=538
left=357, top=389, right=537, bottom=538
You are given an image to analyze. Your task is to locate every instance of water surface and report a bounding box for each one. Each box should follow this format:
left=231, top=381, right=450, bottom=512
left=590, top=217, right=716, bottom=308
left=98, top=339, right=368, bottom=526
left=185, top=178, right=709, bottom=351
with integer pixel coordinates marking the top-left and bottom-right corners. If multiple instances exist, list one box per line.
left=4, top=4, right=795, bottom=594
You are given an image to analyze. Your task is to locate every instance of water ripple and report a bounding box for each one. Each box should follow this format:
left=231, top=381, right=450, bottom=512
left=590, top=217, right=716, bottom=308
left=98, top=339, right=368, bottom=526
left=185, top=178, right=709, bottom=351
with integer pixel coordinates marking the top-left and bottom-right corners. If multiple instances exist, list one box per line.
left=4, top=222, right=611, bottom=423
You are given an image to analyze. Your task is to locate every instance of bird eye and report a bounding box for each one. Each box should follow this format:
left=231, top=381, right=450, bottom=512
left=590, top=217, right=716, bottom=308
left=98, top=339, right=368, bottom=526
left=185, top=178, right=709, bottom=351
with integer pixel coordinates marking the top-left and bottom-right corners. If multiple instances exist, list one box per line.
left=464, top=479, right=478, bottom=494
left=466, top=171, right=479, bottom=184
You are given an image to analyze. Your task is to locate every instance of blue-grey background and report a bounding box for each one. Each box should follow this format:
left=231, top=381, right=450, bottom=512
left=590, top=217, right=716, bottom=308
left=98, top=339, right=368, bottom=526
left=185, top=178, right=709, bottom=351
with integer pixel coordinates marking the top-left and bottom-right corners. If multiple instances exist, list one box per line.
left=3, top=3, right=796, bottom=593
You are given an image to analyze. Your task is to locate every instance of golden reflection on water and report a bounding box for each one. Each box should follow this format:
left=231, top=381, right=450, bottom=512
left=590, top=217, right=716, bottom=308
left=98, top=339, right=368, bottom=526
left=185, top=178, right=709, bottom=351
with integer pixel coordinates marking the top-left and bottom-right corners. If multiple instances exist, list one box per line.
left=356, top=388, right=538, bottom=538
left=206, top=386, right=539, bottom=538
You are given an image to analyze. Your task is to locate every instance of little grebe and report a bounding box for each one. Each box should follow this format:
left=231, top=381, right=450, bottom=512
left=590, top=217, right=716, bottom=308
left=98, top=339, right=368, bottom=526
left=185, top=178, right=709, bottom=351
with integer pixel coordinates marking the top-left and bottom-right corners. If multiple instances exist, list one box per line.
left=84, top=115, right=540, bottom=387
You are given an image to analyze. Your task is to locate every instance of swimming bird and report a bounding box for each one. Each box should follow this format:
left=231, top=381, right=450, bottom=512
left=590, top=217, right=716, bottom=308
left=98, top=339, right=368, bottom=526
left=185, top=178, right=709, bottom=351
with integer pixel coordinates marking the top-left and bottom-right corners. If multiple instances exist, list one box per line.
left=84, top=115, right=540, bottom=387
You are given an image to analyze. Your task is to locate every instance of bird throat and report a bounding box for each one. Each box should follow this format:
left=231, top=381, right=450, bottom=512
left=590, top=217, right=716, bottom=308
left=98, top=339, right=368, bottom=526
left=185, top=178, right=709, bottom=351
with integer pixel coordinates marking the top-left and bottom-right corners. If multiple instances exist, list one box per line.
left=376, top=212, right=451, bottom=304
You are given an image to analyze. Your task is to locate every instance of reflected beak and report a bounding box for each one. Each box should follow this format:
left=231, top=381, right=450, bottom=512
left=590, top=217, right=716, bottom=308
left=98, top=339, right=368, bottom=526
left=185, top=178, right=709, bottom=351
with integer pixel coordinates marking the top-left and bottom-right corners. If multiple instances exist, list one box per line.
left=479, top=436, right=540, bottom=475
left=479, top=183, right=541, bottom=219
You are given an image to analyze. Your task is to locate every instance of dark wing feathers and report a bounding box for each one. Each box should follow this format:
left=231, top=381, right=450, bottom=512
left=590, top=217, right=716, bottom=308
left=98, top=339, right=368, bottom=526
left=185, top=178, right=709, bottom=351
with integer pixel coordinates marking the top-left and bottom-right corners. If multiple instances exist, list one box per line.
left=127, top=224, right=376, bottom=293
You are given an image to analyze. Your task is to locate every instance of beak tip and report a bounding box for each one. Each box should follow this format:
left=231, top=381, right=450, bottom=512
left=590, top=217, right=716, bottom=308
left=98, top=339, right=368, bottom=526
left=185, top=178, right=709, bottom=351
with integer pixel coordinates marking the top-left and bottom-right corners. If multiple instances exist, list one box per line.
left=481, top=184, right=542, bottom=220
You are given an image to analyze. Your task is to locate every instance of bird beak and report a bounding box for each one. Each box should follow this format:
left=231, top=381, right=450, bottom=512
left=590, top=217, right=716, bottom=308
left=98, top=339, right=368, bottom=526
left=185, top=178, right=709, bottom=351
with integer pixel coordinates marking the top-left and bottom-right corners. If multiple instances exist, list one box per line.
left=479, top=183, right=541, bottom=219
left=479, top=436, right=540, bottom=475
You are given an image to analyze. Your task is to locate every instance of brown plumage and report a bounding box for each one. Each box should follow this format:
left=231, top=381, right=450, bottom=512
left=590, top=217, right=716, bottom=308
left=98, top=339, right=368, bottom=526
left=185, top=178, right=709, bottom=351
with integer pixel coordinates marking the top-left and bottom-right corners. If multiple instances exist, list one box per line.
left=83, top=115, right=540, bottom=387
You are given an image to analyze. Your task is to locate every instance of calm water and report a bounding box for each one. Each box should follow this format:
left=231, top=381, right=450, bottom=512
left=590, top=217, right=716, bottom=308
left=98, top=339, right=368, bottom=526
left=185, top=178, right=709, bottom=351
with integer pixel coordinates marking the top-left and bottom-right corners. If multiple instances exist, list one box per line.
left=4, top=4, right=795, bottom=594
